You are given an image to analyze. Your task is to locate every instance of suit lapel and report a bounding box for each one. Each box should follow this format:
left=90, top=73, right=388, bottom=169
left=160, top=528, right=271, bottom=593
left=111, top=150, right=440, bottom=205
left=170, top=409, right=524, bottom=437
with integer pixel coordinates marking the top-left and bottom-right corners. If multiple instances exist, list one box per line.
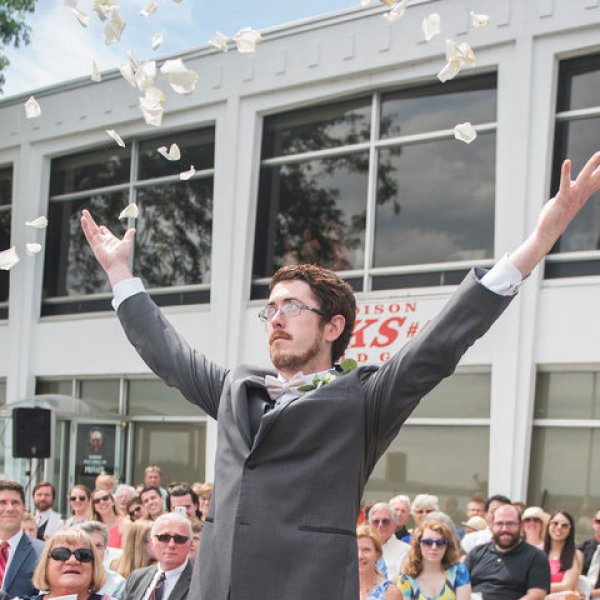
left=252, top=392, right=303, bottom=450
left=230, top=375, right=270, bottom=448
left=168, top=562, right=192, bottom=600
left=3, top=535, right=29, bottom=591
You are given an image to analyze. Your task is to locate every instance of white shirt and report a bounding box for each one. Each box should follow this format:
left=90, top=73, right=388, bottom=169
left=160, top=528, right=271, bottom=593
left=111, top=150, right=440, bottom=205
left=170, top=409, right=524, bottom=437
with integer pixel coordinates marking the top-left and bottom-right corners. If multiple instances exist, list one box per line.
left=35, top=508, right=64, bottom=538
left=461, top=527, right=492, bottom=553
left=162, top=559, right=189, bottom=600
left=381, top=535, right=410, bottom=582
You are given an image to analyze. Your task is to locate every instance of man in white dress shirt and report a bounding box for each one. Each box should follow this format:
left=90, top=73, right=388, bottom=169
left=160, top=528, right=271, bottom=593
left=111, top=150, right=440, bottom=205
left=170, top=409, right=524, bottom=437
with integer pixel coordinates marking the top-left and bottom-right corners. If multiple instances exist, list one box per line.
left=369, top=502, right=410, bottom=581
left=33, top=481, right=64, bottom=540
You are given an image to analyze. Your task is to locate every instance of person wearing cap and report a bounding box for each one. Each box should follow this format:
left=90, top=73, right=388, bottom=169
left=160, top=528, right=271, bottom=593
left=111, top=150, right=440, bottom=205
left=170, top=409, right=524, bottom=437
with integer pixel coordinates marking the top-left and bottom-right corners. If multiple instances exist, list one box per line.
left=522, top=506, right=549, bottom=550
left=462, top=516, right=487, bottom=536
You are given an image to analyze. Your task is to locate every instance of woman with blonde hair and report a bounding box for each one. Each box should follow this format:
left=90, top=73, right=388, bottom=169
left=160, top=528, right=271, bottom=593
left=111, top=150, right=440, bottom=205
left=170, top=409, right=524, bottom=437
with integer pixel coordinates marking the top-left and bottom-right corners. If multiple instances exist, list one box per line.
left=65, top=484, right=93, bottom=527
left=91, top=488, right=129, bottom=550
left=357, top=525, right=401, bottom=600
left=399, top=517, right=470, bottom=600
left=30, top=528, right=111, bottom=600
left=112, top=520, right=155, bottom=578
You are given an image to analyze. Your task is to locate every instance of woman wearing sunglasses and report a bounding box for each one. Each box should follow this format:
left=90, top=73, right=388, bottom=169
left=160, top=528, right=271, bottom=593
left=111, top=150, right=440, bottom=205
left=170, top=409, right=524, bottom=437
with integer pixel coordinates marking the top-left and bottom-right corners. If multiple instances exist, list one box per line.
left=544, top=511, right=583, bottom=598
left=357, top=525, right=401, bottom=600
left=125, top=496, right=148, bottom=523
left=65, top=485, right=93, bottom=528
left=398, top=517, right=471, bottom=600
left=30, top=529, right=113, bottom=600
left=91, top=489, right=129, bottom=551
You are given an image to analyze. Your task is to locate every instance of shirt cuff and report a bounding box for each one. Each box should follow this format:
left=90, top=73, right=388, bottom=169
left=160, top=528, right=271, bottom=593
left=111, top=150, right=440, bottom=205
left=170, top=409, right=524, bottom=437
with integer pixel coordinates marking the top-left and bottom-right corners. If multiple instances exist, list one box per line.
left=480, top=254, right=525, bottom=296
left=111, top=277, right=146, bottom=311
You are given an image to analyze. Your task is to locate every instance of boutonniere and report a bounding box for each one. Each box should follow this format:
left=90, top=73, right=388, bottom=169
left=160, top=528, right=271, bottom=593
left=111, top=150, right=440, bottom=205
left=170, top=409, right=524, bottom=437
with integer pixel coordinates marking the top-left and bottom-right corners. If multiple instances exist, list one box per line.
left=297, top=358, right=358, bottom=392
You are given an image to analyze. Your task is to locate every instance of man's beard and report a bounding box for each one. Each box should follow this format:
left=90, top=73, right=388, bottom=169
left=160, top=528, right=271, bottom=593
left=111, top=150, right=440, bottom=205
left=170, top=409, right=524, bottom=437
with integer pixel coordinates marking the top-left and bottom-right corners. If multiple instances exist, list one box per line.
left=270, top=330, right=324, bottom=372
left=493, top=530, right=520, bottom=550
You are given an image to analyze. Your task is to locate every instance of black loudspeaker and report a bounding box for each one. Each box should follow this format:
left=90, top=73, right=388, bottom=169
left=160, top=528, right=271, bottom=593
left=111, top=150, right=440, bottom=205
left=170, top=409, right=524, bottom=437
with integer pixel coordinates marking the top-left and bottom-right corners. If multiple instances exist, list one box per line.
left=12, top=408, right=52, bottom=459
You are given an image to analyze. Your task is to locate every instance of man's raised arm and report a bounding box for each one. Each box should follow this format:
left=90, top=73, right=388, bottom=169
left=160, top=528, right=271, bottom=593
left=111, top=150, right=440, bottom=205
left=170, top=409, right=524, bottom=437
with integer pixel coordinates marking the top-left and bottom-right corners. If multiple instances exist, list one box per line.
left=509, top=152, right=600, bottom=277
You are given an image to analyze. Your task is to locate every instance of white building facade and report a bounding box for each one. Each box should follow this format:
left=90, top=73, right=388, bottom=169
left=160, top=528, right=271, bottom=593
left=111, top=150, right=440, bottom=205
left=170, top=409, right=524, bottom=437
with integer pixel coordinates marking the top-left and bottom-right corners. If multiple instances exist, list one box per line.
left=0, top=0, right=599, bottom=526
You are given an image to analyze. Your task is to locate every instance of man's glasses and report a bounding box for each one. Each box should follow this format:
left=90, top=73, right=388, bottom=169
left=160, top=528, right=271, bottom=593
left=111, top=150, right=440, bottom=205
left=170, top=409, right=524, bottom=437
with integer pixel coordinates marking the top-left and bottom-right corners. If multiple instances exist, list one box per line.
left=258, top=302, right=324, bottom=323
left=69, top=495, right=87, bottom=502
left=154, top=534, right=190, bottom=545
left=420, top=538, right=449, bottom=548
left=93, top=494, right=111, bottom=504
left=129, top=506, right=142, bottom=517
left=370, top=519, right=392, bottom=527
left=49, top=547, right=93, bottom=563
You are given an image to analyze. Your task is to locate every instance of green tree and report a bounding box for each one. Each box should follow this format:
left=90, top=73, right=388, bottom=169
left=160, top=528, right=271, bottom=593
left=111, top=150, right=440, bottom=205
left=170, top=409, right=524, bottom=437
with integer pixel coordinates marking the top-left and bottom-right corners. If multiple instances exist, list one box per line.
left=0, top=0, right=36, bottom=93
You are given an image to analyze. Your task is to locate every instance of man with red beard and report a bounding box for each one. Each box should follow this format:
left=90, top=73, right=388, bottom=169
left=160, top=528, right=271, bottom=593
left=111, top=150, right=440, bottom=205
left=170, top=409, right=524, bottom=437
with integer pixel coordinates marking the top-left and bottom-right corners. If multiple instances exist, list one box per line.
left=465, top=504, right=550, bottom=600
left=81, top=152, right=600, bottom=600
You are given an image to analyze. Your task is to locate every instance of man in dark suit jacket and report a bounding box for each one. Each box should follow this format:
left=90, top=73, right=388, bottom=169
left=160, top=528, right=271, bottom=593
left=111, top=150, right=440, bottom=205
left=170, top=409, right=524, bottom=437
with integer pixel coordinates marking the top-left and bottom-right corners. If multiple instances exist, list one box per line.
left=578, top=507, right=600, bottom=595
left=124, top=513, right=192, bottom=600
left=0, top=480, right=44, bottom=598
left=82, top=152, right=600, bottom=600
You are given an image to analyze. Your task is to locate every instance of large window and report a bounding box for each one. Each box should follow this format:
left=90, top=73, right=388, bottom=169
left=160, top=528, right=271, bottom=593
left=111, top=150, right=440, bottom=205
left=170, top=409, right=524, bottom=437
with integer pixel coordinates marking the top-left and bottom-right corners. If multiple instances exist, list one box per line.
left=0, top=166, right=12, bottom=319
left=252, top=74, right=497, bottom=297
left=364, top=370, right=491, bottom=526
left=43, top=128, right=215, bottom=315
left=528, top=370, right=600, bottom=542
left=546, top=54, right=600, bottom=279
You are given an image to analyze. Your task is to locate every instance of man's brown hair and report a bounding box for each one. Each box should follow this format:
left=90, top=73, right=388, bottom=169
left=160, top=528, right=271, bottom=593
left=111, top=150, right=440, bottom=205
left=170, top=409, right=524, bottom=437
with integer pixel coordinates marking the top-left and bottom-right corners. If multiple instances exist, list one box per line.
left=270, top=264, right=356, bottom=363
left=0, top=480, right=25, bottom=503
left=33, top=481, right=56, bottom=500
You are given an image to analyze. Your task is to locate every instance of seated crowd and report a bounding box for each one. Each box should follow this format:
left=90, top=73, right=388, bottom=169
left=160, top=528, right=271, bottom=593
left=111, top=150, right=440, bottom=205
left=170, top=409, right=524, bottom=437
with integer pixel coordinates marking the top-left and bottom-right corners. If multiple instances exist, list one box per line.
left=0, top=466, right=212, bottom=600
left=2, top=468, right=599, bottom=600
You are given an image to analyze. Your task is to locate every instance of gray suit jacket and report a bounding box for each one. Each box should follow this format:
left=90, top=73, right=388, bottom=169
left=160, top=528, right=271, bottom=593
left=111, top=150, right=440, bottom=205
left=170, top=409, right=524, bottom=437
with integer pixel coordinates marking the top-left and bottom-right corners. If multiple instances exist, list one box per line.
left=2, top=533, right=44, bottom=597
left=124, top=562, right=192, bottom=600
left=118, top=268, right=512, bottom=600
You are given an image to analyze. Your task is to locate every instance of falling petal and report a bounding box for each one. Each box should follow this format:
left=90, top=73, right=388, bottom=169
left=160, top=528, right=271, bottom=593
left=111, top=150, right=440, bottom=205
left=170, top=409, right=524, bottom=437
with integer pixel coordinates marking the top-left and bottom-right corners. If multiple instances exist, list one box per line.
left=24, top=96, right=41, bottom=119
left=0, top=247, right=19, bottom=270
left=233, top=27, right=263, bottom=53
left=128, top=50, right=141, bottom=72
left=383, top=0, right=409, bottom=22
left=139, top=86, right=165, bottom=127
left=106, top=129, right=126, bottom=147
left=379, top=0, right=395, bottom=5
left=160, top=59, right=199, bottom=94
left=134, top=60, right=157, bottom=92
left=104, top=8, right=126, bottom=45
left=209, top=32, right=229, bottom=52
left=119, top=63, right=136, bottom=87
left=453, top=122, right=477, bottom=143
left=119, top=204, right=139, bottom=219
left=437, top=39, right=475, bottom=82
left=70, top=6, right=90, bottom=27
left=26, top=243, right=42, bottom=256
left=179, top=165, right=196, bottom=181
left=93, top=0, right=115, bottom=21
left=457, top=42, right=476, bottom=66
left=140, top=2, right=158, bottom=17
left=25, top=216, right=48, bottom=229
left=151, top=33, right=163, bottom=51
left=157, top=143, right=181, bottom=161
left=471, top=11, right=490, bottom=28
left=91, top=60, right=102, bottom=82
left=422, top=13, right=440, bottom=41
left=437, top=60, right=461, bottom=82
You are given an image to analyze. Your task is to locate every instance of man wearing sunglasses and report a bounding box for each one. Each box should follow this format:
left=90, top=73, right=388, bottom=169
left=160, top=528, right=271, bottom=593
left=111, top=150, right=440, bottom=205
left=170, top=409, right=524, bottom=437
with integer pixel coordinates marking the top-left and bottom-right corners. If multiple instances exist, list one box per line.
left=368, top=502, right=409, bottom=582
left=81, top=152, right=600, bottom=600
left=124, top=513, right=192, bottom=600
left=0, top=481, right=44, bottom=598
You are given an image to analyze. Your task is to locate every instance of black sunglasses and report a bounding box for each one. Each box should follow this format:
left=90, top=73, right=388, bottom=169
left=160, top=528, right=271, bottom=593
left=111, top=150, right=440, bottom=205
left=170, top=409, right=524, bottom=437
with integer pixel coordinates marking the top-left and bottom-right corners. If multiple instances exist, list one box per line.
left=49, top=547, right=93, bottom=563
left=93, top=494, right=112, bottom=505
left=129, top=506, right=142, bottom=517
left=154, top=534, right=189, bottom=545
left=69, top=495, right=87, bottom=502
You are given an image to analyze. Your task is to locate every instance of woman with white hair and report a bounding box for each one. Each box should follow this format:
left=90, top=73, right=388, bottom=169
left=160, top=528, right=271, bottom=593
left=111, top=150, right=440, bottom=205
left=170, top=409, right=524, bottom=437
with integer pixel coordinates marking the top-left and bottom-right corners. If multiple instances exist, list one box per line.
left=402, top=495, right=440, bottom=543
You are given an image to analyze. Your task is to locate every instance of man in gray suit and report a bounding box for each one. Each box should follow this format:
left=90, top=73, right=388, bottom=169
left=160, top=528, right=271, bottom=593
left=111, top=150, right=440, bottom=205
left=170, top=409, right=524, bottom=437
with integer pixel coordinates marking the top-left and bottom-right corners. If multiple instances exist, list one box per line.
left=81, top=153, right=600, bottom=600
left=0, top=480, right=44, bottom=598
left=124, top=513, right=192, bottom=600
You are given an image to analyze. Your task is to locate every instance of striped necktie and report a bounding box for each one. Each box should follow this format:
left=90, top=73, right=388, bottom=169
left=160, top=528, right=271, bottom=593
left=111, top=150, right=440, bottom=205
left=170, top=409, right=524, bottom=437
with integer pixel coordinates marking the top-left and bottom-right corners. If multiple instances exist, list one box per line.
left=0, top=541, right=9, bottom=587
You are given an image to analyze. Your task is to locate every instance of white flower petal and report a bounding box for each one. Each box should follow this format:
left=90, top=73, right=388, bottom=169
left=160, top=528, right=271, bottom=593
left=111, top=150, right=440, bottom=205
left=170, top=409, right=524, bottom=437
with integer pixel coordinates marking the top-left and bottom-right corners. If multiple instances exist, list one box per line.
left=437, top=59, right=461, bottom=82
left=422, top=13, right=440, bottom=41
left=157, top=143, right=181, bottom=161
left=104, top=8, right=126, bottom=45
left=471, top=11, right=490, bottom=28
left=453, top=122, right=477, bottom=144
left=383, top=0, right=409, bottom=22
left=151, top=33, right=163, bottom=51
left=179, top=165, right=196, bottom=181
left=233, top=27, right=263, bottom=53
left=128, top=50, right=141, bottom=73
left=106, top=129, right=126, bottom=147
left=119, top=204, right=139, bottom=220
left=70, top=6, right=90, bottom=27
left=445, top=38, right=460, bottom=61
left=25, top=216, right=48, bottom=229
left=139, top=86, right=165, bottom=127
left=160, top=59, right=198, bottom=94
left=141, top=2, right=158, bottom=17
left=209, top=32, right=229, bottom=52
left=91, top=60, right=102, bottom=82
left=26, top=243, right=42, bottom=256
left=0, top=247, right=19, bottom=271
left=119, top=63, right=136, bottom=87
left=93, top=0, right=116, bottom=22
left=134, top=60, right=157, bottom=92
left=457, top=42, right=476, bottom=66
left=24, top=96, right=41, bottom=119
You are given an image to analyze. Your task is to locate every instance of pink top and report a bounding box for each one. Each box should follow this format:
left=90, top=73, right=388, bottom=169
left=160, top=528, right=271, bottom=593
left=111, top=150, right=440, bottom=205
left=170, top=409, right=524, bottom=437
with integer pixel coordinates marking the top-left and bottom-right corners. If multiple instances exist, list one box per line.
left=108, top=521, right=122, bottom=548
left=549, top=558, right=564, bottom=583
